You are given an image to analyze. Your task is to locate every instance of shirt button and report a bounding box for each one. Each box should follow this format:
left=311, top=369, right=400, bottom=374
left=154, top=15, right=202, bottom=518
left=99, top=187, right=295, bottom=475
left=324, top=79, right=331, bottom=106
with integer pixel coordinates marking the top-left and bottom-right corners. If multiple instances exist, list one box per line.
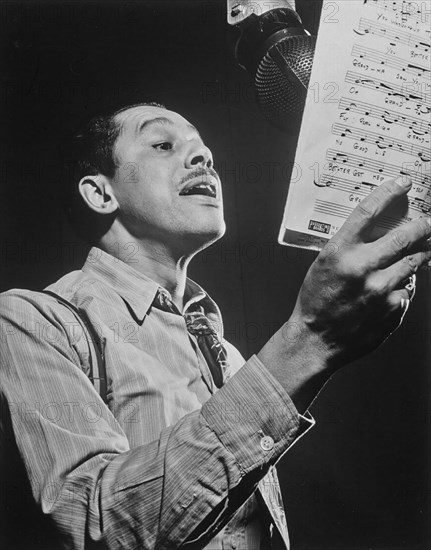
left=260, top=435, right=275, bottom=451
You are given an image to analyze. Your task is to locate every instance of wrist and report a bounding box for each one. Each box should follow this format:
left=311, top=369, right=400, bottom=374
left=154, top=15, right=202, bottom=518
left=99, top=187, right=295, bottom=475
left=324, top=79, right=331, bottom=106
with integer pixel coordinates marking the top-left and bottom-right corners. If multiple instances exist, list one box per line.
left=257, top=316, right=338, bottom=413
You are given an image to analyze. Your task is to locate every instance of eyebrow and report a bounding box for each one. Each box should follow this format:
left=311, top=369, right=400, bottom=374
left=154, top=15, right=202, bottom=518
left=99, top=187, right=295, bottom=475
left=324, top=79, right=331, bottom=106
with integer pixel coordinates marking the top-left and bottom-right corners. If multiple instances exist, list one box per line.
left=136, top=117, right=201, bottom=138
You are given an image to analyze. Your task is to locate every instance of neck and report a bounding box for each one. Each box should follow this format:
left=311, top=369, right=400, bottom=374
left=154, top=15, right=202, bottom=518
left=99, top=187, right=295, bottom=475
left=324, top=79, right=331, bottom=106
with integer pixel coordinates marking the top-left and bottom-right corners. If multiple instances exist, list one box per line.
left=99, top=233, right=192, bottom=311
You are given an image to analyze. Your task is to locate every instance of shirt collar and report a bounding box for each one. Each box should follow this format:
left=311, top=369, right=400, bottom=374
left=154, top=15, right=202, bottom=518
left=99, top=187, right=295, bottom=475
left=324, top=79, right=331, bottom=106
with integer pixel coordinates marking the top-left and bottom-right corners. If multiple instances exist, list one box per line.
left=82, top=247, right=224, bottom=335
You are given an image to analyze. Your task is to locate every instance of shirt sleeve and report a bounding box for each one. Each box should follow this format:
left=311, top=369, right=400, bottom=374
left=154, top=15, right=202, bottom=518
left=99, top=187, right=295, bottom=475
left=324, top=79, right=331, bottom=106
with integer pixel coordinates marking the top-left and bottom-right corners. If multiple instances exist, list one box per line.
left=0, top=291, right=313, bottom=550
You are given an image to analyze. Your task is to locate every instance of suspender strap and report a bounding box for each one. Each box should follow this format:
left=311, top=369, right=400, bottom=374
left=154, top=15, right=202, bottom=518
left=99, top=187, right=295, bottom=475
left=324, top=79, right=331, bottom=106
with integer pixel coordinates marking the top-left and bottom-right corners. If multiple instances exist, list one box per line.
left=42, top=290, right=107, bottom=403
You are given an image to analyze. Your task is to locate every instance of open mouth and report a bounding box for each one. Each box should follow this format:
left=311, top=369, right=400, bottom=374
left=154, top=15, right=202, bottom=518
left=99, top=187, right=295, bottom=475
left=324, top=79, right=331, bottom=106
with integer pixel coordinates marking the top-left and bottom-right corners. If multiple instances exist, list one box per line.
left=179, top=180, right=217, bottom=198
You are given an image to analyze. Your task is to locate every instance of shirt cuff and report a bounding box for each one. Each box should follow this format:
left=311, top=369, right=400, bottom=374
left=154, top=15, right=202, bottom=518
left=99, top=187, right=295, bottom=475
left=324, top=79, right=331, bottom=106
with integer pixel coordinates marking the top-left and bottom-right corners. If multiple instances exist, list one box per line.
left=201, top=354, right=315, bottom=474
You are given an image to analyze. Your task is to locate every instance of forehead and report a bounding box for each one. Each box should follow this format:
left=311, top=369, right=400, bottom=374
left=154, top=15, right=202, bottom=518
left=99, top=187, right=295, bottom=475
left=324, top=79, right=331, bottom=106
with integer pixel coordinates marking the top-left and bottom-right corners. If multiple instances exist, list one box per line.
left=114, top=105, right=198, bottom=137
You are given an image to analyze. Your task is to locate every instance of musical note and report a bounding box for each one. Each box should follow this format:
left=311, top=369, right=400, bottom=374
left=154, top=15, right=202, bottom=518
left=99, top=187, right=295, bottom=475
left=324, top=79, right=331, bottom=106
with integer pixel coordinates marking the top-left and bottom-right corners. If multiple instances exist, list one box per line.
left=338, top=97, right=430, bottom=134
left=320, top=175, right=377, bottom=196
left=331, top=123, right=430, bottom=159
left=365, top=0, right=425, bottom=23
left=314, top=178, right=333, bottom=188
left=382, top=111, right=399, bottom=124
left=326, top=148, right=430, bottom=188
left=351, top=45, right=430, bottom=76
left=357, top=18, right=430, bottom=51
left=362, top=181, right=378, bottom=190
left=280, top=1, right=431, bottom=250
left=381, top=137, right=393, bottom=150
left=409, top=197, right=431, bottom=214
left=346, top=71, right=431, bottom=105
left=331, top=152, right=350, bottom=163
left=418, top=151, right=431, bottom=162
left=407, top=63, right=429, bottom=75
left=416, top=104, right=431, bottom=115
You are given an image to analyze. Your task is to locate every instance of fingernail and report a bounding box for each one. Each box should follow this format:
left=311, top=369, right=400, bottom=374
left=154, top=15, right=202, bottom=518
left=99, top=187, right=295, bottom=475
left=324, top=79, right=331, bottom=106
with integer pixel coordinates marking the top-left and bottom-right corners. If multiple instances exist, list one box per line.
left=395, top=174, right=412, bottom=189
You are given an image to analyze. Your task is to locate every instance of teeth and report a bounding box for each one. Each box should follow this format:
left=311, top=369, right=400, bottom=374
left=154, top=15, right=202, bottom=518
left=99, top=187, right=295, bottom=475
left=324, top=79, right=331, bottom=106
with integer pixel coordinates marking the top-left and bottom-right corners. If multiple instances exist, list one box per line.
left=180, top=183, right=216, bottom=197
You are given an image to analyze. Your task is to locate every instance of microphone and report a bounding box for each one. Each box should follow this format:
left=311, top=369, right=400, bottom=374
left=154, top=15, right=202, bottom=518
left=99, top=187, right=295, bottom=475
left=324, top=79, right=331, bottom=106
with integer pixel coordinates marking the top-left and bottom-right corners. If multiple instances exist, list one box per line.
left=227, top=0, right=316, bottom=131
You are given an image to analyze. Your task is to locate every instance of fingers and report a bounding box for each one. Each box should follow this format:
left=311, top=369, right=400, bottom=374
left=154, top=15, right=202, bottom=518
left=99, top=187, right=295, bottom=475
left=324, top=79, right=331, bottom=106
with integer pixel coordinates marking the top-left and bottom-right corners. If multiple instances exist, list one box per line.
left=339, top=176, right=412, bottom=242
left=366, top=249, right=431, bottom=297
left=369, top=218, right=431, bottom=269
left=387, top=289, right=411, bottom=319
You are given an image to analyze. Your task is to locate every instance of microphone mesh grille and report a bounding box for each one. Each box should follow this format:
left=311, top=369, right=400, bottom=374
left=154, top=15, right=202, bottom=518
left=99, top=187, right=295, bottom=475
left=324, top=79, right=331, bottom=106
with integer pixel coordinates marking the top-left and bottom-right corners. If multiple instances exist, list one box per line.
left=255, top=35, right=316, bottom=130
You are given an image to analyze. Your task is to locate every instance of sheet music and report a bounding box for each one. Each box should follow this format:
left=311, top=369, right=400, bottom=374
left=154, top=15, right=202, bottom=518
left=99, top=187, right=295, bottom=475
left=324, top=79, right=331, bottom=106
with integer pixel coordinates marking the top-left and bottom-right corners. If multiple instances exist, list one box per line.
left=279, top=0, right=431, bottom=250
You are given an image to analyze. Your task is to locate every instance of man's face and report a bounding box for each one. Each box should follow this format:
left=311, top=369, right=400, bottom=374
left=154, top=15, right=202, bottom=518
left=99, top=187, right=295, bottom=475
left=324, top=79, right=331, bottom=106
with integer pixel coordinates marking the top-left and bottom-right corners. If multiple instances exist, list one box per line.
left=109, top=105, right=225, bottom=254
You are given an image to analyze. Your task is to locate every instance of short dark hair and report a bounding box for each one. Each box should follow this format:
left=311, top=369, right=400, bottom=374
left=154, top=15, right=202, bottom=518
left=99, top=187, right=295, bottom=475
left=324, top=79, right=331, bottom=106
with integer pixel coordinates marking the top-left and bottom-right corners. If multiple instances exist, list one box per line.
left=65, top=102, right=165, bottom=243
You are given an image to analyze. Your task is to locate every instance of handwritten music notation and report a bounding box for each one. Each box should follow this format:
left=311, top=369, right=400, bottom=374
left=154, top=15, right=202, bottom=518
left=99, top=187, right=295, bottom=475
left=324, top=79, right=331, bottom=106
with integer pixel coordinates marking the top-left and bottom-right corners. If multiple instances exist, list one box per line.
left=345, top=71, right=431, bottom=106
left=338, top=97, right=431, bottom=135
left=351, top=44, right=430, bottom=77
left=364, top=0, right=430, bottom=24
left=331, top=123, right=430, bottom=161
left=316, top=174, right=431, bottom=215
left=316, top=174, right=377, bottom=195
left=326, top=148, right=430, bottom=187
left=280, top=1, right=431, bottom=250
left=355, top=18, right=430, bottom=52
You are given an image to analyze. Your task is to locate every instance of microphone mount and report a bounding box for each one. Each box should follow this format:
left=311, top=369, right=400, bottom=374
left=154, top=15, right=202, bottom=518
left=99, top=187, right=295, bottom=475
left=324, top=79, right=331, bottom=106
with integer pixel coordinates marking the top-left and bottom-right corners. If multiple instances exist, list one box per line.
left=234, top=8, right=308, bottom=75
left=227, top=0, right=316, bottom=131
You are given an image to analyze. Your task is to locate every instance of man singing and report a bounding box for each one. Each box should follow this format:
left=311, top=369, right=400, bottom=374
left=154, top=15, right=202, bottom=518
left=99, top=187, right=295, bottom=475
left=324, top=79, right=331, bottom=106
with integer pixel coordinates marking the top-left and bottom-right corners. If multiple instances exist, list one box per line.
left=0, top=103, right=430, bottom=549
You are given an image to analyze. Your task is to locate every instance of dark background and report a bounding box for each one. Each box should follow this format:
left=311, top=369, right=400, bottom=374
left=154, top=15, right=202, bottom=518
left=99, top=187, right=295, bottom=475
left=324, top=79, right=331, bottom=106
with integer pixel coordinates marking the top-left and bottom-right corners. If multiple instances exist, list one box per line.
left=1, top=1, right=430, bottom=548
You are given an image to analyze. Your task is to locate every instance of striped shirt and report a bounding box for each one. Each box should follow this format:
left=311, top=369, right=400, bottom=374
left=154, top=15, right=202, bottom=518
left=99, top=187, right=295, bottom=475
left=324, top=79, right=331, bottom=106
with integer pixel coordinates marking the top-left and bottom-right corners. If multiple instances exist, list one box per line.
left=0, top=247, right=313, bottom=549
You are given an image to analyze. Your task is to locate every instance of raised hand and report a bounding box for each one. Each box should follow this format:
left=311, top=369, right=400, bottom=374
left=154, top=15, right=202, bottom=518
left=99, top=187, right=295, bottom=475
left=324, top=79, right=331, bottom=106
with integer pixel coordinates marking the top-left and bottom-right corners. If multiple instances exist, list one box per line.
left=258, top=176, right=431, bottom=412
left=291, top=175, right=431, bottom=368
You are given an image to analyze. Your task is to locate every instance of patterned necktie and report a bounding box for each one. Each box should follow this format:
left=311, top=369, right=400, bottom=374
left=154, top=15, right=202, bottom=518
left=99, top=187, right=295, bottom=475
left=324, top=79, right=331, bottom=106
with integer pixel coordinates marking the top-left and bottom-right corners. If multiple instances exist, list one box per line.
left=153, top=289, right=230, bottom=388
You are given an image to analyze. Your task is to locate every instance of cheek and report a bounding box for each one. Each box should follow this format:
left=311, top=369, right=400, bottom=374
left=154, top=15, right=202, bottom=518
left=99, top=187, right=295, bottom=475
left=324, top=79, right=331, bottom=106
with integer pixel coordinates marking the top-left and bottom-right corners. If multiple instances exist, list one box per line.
left=116, top=163, right=141, bottom=186
left=116, top=185, right=178, bottom=229
left=115, top=167, right=169, bottom=207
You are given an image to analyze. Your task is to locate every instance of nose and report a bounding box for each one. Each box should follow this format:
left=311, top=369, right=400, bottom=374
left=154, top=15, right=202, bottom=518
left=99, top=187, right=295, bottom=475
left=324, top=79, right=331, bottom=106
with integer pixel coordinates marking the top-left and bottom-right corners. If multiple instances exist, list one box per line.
left=185, top=139, right=214, bottom=169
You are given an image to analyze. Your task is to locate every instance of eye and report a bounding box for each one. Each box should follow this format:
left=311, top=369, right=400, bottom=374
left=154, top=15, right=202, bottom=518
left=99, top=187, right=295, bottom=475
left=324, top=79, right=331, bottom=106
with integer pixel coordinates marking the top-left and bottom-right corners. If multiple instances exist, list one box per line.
left=153, top=141, right=173, bottom=151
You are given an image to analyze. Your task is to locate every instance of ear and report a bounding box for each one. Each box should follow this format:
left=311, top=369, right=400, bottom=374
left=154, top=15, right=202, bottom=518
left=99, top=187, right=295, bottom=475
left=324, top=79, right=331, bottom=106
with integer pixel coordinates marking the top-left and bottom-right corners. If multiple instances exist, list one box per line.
left=78, top=174, right=119, bottom=215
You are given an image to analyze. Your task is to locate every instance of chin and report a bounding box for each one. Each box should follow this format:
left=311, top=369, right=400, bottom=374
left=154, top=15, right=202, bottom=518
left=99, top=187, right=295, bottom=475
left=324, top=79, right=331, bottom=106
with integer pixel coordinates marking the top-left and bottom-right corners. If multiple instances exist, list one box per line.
left=183, top=222, right=226, bottom=254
